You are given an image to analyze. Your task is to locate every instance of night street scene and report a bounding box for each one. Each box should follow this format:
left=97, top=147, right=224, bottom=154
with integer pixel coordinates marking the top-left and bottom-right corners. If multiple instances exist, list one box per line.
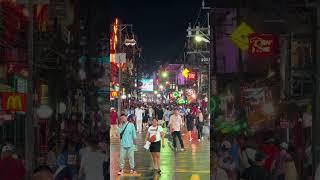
left=0, top=0, right=320, bottom=180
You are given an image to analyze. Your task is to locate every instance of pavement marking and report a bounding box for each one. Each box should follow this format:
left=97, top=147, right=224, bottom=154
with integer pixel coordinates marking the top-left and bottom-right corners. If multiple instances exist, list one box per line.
left=191, top=174, right=201, bottom=180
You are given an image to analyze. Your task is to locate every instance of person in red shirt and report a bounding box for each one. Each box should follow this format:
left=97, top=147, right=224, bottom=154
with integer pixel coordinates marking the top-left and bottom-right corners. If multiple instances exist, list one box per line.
left=0, top=145, right=25, bottom=180
left=110, top=107, right=119, bottom=138
left=191, top=105, right=199, bottom=116
left=261, top=139, right=280, bottom=172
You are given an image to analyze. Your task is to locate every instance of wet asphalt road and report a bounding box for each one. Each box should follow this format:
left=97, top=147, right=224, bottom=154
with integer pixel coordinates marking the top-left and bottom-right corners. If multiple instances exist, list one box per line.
left=110, top=127, right=210, bottom=180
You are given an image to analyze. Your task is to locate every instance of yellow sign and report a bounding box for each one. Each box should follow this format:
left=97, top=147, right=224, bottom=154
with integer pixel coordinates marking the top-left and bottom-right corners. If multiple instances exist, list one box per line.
left=230, top=22, right=254, bottom=51
left=182, top=68, right=190, bottom=78
left=111, top=91, right=119, bottom=98
left=7, top=95, right=22, bottom=111
left=191, top=174, right=200, bottom=180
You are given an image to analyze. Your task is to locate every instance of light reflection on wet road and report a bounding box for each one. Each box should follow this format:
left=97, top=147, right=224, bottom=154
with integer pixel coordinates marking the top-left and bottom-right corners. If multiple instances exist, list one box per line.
left=110, top=128, right=210, bottom=180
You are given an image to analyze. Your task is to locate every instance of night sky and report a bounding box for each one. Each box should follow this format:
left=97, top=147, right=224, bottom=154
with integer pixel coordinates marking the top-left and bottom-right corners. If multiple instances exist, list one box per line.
left=110, top=0, right=203, bottom=65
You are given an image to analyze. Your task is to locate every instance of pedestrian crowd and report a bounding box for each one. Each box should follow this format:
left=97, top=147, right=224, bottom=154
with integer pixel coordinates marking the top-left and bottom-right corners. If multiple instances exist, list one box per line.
left=112, top=103, right=210, bottom=176
left=212, top=135, right=304, bottom=180
left=0, top=134, right=109, bottom=180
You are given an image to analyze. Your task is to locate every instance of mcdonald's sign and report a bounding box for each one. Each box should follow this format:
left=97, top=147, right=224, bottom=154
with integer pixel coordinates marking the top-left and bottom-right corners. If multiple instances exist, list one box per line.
left=2, top=93, right=27, bottom=112
left=110, top=91, right=119, bottom=98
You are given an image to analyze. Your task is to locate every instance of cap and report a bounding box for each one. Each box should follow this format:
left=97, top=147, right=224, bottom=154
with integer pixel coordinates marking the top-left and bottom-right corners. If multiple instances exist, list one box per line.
left=221, top=141, right=231, bottom=149
left=255, top=151, right=266, bottom=161
left=1, top=145, right=14, bottom=153
left=280, top=142, right=288, bottom=150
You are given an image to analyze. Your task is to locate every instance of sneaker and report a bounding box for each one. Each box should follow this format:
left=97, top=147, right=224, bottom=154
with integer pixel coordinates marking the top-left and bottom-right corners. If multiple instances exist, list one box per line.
left=181, top=148, right=185, bottom=151
left=118, top=169, right=124, bottom=175
left=198, top=139, right=201, bottom=142
left=130, top=169, right=137, bottom=174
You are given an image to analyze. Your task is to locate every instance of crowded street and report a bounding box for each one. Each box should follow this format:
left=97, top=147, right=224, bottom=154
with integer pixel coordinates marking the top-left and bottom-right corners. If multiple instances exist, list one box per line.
left=0, top=0, right=320, bottom=180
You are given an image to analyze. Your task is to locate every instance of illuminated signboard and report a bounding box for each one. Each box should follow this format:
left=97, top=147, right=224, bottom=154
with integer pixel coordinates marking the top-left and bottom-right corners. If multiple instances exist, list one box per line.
left=141, top=79, right=154, bottom=92
left=110, top=91, right=119, bottom=98
left=188, top=72, right=197, bottom=80
left=1, top=93, right=27, bottom=112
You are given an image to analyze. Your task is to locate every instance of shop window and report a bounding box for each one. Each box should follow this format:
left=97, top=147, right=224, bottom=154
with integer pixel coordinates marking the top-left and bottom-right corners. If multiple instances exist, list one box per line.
left=291, top=39, right=312, bottom=69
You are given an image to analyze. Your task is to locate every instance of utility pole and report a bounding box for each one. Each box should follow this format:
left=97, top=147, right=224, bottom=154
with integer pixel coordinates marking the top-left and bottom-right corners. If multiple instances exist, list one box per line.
left=26, top=0, right=34, bottom=179
left=312, top=4, right=320, bottom=176
left=115, top=22, right=134, bottom=120
left=186, top=0, right=211, bottom=114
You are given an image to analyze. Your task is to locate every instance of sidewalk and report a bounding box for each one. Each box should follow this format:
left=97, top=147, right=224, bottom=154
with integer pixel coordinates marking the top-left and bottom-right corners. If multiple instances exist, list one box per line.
left=110, top=127, right=210, bottom=180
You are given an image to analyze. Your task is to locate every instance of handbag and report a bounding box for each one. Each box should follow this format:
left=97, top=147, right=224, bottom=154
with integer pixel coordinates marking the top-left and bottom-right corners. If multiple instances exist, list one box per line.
left=144, top=141, right=151, bottom=150
left=120, top=123, right=129, bottom=140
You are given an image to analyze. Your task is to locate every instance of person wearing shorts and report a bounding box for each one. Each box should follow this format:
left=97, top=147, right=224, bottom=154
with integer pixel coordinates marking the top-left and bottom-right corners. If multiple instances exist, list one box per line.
left=186, top=113, right=194, bottom=142
left=144, top=118, right=165, bottom=173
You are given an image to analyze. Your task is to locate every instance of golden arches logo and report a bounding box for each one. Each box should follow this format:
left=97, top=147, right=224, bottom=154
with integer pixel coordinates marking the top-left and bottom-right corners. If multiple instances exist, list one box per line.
left=111, top=91, right=119, bottom=98
left=6, top=95, right=22, bottom=111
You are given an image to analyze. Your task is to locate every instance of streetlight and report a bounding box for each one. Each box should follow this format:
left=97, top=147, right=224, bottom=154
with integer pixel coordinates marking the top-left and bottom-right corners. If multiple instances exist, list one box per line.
left=161, top=71, right=169, bottom=78
left=195, top=35, right=210, bottom=43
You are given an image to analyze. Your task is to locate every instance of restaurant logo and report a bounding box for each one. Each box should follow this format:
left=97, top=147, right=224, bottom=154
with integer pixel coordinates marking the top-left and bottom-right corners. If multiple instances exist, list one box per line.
left=2, top=93, right=26, bottom=112
left=110, top=91, right=119, bottom=98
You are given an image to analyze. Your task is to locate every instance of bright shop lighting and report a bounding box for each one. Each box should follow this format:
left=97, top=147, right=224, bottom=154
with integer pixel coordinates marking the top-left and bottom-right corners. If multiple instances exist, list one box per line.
left=161, top=71, right=169, bottom=78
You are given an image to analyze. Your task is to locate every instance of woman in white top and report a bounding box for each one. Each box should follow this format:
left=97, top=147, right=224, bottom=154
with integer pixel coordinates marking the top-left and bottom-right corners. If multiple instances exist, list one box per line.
left=144, top=118, right=165, bottom=173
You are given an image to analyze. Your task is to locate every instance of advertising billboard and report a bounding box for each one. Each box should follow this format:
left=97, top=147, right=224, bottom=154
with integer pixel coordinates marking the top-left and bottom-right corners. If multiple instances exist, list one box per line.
left=141, top=79, right=153, bottom=92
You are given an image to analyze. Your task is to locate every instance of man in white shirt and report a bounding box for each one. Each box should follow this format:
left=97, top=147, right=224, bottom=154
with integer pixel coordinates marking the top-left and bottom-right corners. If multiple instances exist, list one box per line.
left=135, top=106, right=144, bottom=133
left=79, top=137, right=107, bottom=180
left=168, top=108, right=184, bottom=151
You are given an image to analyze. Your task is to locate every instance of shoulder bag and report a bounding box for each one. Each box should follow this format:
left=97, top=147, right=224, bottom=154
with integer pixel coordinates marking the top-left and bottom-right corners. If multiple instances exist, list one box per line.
left=120, top=123, right=129, bottom=140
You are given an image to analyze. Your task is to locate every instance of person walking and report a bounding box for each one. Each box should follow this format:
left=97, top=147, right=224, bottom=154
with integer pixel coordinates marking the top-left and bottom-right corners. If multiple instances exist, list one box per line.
left=78, top=137, right=108, bottom=180
left=110, top=108, right=118, bottom=138
left=156, top=105, right=164, bottom=126
left=169, top=108, right=185, bottom=151
left=196, top=110, right=204, bottom=142
left=118, top=114, right=137, bottom=175
left=144, top=118, right=165, bottom=173
left=186, top=112, right=194, bottom=142
left=0, top=144, right=25, bottom=180
left=60, top=140, right=80, bottom=180
left=143, top=107, right=149, bottom=131
left=33, top=165, right=54, bottom=180
left=275, top=142, right=293, bottom=180
left=164, top=106, right=172, bottom=129
left=135, top=106, right=144, bottom=133
left=241, top=151, right=271, bottom=180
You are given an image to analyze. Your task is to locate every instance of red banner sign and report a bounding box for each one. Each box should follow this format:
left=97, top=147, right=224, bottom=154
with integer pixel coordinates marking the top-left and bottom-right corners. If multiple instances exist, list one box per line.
left=249, top=33, right=275, bottom=57
left=1, top=93, right=27, bottom=112
left=188, top=72, right=197, bottom=80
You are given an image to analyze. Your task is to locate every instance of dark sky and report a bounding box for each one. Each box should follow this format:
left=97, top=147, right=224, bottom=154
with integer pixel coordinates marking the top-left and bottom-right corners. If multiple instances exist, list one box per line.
left=110, top=0, right=202, bottom=64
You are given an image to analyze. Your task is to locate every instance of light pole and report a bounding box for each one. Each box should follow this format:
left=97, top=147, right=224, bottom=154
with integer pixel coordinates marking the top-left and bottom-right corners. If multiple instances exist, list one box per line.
left=194, top=34, right=211, bottom=118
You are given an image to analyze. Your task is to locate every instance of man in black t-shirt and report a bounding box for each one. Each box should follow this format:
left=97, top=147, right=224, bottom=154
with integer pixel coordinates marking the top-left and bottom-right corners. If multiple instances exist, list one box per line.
left=156, top=106, right=164, bottom=120
left=242, top=151, right=271, bottom=180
